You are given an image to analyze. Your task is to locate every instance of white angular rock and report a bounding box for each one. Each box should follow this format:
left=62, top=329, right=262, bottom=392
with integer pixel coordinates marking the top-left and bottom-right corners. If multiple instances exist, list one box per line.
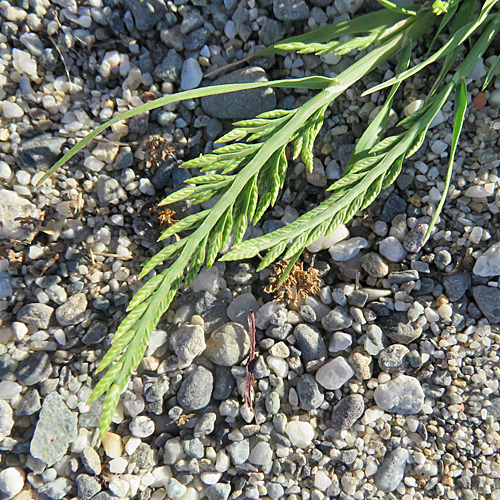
left=0, top=189, right=40, bottom=240
left=191, top=267, right=220, bottom=295
left=249, top=441, right=272, bottom=465
left=328, top=237, right=368, bottom=262
left=465, top=184, right=495, bottom=198
left=379, top=237, right=407, bottom=263
left=374, top=375, right=424, bottom=414
left=307, top=225, right=349, bottom=253
left=285, top=421, right=315, bottom=448
left=2, top=101, right=24, bottom=119
left=315, top=357, right=354, bottom=390
left=474, top=242, right=500, bottom=277
left=329, top=332, right=352, bottom=352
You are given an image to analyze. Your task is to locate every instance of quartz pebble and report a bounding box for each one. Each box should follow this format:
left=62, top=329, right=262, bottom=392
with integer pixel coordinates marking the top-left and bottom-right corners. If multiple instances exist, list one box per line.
left=307, top=225, right=349, bottom=252
left=379, top=237, right=407, bottom=262
left=315, top=357, right=354, bottom=390
left=374, top=375, right=424, bottom=414
left=473, top=242, right=500, bottom=277
left=285, top=421, right=315, bottom=448
left=328, top=237, right=368, bottom=261
left=374, top=447, right=409, bottom=493
left=0, top=467, right=25, bottom=497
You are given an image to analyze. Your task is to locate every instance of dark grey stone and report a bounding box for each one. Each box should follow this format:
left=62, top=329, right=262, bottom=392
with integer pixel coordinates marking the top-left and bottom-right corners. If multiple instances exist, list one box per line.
left=30, top=393, right=77, bottom=466
left=329, top=394, right=364, bottom=431
left=177, top=366, right=213, bottom=411
left=380, top=193, right=407, bottom=223
left=96, top=176, right=125, bottom=205
left=15, top=389, right=41, bottom=417
left=297, top=374, right=324, bottom=411
left=82, top=321, right=108, bottom=345
left=273, top=0, right=310, bottom=20
left=347, top=290, right=368, bottom=307
left=206, top=483, right=231, bottom=500
left=293, top=323, right=327, bottom=366
left=15, top=352, right=52, bottom=386
left=387, top=270, right=419, bottom=285
left=298, top=305, right=317, bottom=323
left=201, top=67, right=276, bottom=120
left=259, top=19, right=286, bottom=45
left=16, top=303, right=54, bottom=329
left=194, top=291, right=229, bottom=334
left=124, top=0, right=167, bottom=30
left=194, top=412, right=217, bottom=437
left=18, top=134, right=66, bottom=170
left=213, top=366, right=235, bottom=400
left=378, top=313, right=420, bottom=344
left=473, top=285, right=500, bottom=323
left=184, top=27, right=209, bottom=51
left=443, top=272, right=471, bottom=302
left=76, top=474, right=101, bottom=500
left=403, top=223, right=428, bottom=253
left=155, top=50, right=183, bottom=82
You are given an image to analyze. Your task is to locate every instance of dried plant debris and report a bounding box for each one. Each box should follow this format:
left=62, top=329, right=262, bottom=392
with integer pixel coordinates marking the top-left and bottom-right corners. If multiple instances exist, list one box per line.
left=156, top=208, right=178, bottom=228
left=143, top=135, right=175, bottom=170
left=265, top=260, right=321, bottom=305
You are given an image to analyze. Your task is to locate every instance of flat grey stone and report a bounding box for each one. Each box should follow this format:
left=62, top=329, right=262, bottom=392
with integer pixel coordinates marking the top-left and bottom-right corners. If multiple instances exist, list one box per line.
left=329, top=394, right=364, bottom=431
left=16, top=303, right=54, bottom=330
left=177, top=366, right=213, bottom=411
left=374, top=447, right=409, bottom=493
left=15, top=352, right=52, bottom=386
left=18, top=134, right=66, bottom=170
left=55, top=293, right=87, bottom=326
left=201, top=67, right=276, bottom=120
left=30, top=393, right=77, bottom=465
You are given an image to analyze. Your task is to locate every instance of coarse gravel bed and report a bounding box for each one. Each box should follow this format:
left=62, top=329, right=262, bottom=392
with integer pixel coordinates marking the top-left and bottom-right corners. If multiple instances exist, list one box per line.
left=1, top=1, right=500, bottom=500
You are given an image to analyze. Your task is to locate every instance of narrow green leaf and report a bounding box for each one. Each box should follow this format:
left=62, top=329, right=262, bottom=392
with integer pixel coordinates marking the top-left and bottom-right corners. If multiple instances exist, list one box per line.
left=425, top=77, right=467, bottom=242
left=483, top=54, right=500, bottom=90
left=375, top=0, right=417, bottom=16
left=139, top=238, right=187, bottom=278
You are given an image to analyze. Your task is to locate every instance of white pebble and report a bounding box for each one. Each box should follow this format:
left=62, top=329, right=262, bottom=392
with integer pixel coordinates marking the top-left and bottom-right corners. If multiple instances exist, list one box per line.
left=315, top=357, right=354, bottom=390
left=249, top=441, right=272, bottom=465
left=0, top=467, right=25, bottom=497
left=181, top=58, right=203, bottom=91
left=109, top=457, right=128, bottom=474
left=329, top=332, right=352, bottom=352
left=129, top=415, right=155, bottom=438
left=285, top=421, right=315, bottom=449
left=2, top=101, right=24, bottom=119
left=379, top=237, right=407, bottom=263
left=307, top=225, right=349, bottom=253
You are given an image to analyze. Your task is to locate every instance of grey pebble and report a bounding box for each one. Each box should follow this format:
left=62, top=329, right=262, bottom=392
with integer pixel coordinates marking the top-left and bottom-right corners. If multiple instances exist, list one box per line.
left=364, top=324, right=386, bottom=356
left=374, top=447, right=409, bottom=493
left=293, top=323, right=327, bottom=367
left=213, top=366, right=235, bottom=400
left=38, top=478, right=73, bottom=500
left=378, top=313, right=420, bottom=344
left=329, top=394, right=364, bottom=432
left=81, top=447, right=102, bottom=475
left=473, top=285, right=500, bottom=323
left=170, top=324, right=206, bottom=368
left=265, top=391, right=280, bottom=415
left=443, top=271, right=471, bottom=302
left=273, top=0, right=310, bottom=20
left=55, top=293, right=87, bottom=326
left=297, top=374, right=324, bottom=411
left=16, top=303, right=54, bottom=330
left=194, top=412, right=217, bottom=437
left=76, top=474, right=101, bottom=500
left=321, top=307, right=353, bottom=331
left=18, top=134, right=66, bottom=170
left=205, top=322, right=250, bottom=367
left=0, top=400, right=14, bottom=440
left=206, top=483, right=231, bottom=500
left=378, top=344, right=410, bottom=373
left=182, top=438, right=205, bottom=458
left=96, top=176, right=125, bottom=204
left=124, top=0, right=166, bottom=30
left=201, top=67, right=276, bottom=120
left=226, top=439, right=250, bottom=465
left=194, top=291, right=229, bottom=334
left=380, top=193, right=407, bottom=223
left=403, top=223, right=428, bottom=253
left=177, top=366, right=213, bottom=411
left=15, top=389, right=41, bottom=417
left=387, top=270, right=419, bottom=284
left=298, top=305, right=317, bottom=323
left=30, top=393, right=78, bottom=466
left=15, top=351, right=52, bottom=386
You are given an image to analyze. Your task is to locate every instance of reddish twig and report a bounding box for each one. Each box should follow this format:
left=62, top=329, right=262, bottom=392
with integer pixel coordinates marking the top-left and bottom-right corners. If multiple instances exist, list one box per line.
left=244, top=310, right=257, bottom=409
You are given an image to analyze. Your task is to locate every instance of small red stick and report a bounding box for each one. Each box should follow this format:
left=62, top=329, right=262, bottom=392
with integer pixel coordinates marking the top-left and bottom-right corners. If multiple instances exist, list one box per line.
left=244, top=310, right=256, bottom=409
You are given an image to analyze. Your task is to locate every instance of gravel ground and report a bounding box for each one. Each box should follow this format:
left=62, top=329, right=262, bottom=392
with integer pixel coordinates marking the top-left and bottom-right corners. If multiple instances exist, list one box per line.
left=1, top=0, right=500, bottom=500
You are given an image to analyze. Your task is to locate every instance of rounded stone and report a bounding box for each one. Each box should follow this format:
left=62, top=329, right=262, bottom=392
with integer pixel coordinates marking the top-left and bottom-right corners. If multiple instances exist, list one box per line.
left=205, top=322, right=250, bottom=367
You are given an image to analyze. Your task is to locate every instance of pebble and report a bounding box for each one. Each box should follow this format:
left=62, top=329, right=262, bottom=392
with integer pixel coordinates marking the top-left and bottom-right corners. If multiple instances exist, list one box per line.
left=378, top=344, right=410, bottom=373
left=306, top=225, right=349, bottom=253
left=374, top=375, right=424, bottom=414
left=293, top=324, right=327, bottom=367
left=473, top=285, right=500, bottom=323
left=374, top=447, right=409, bottom=493
left=364, top=324, right=386, bottom=355
left=177, top=366, right=214, bottom=411
left=248, top=441, right=272, bottom=466
left=205, top=484, right=231, bottom=500
left=76, top=474, right=101, bottom=500
left=0, top=190, right=39, bottom=240
left=0, top=400, right=14, bottom=440
left=296, top=374, right=324, bottom=410
left=378, top=313, right=420, bottom=344
left=315, top=357, right=354, bottom=390
left=0, top=468, right=25, bottom=498
left=2, top=101, right=24, bottom=119
left=30, top=393, right=78, bottom=465
left=360, top=252, right=389, bottom=277
left=226, top=440, right=250, bottom=465
left=329, top=394, right=364, bottom=431
left=205, top=322, right=250, bottom=366
left=379, top=237, right=407, bottom=262
left=15, top=351, right=52, bottom=386
left=55, top=293, right=87, bottom=326
left=227, top=293, right=260, bottom=328
left=201, top=67, right=276, bottom=119
left=273, top=0, right=310, bottom=20
left=473, top=242, right=500, bottom=276
left=403, top=223, right=428, bottom=253
left=285, top=421, right=315, bottom=448
left=81, top=447, right=102, bottom=475
left=328, top=237, right=368, bottom=261
left=18, top=134, right=66, bottom=170
left=298, top=305, right=317, bottom=323
left=321, top=307, right=352, bottom=331
left=181, top=58, right=203, bottom=90
left=97, top=176, right=126, bottom=204
left=380, top=194, right=407, bottom=223
left=130, top=416, right=155, bottom=438
left=442, top=271, right=471, bottom=301
left=170, top=324, right=206, bottom=368
left=329, top=332, right=352, bottom=352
